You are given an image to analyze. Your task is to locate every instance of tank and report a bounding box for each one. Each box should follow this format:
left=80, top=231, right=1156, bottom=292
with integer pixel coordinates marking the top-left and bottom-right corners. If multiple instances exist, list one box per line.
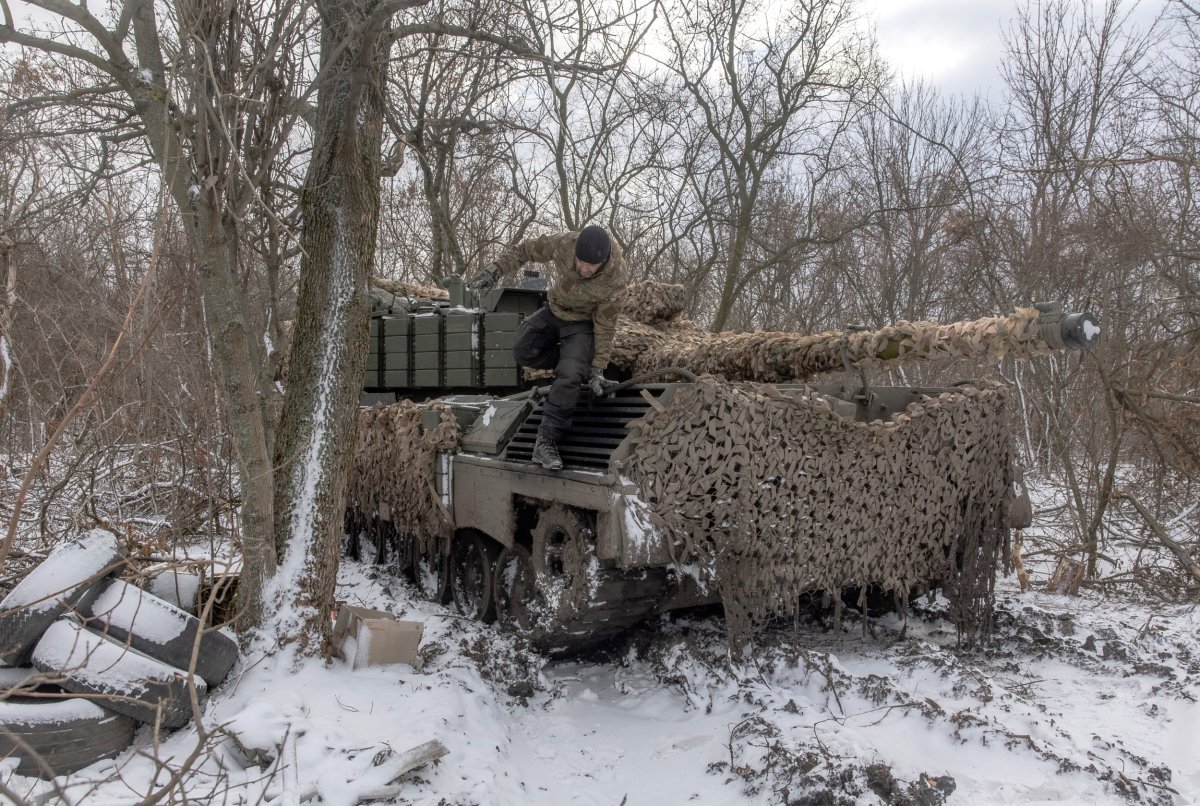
left=347, top=279, right=1099, bottom=655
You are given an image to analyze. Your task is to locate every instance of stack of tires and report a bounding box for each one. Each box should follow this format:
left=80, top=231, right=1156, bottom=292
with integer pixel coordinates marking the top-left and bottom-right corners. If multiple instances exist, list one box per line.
left=0, top=530, right=238, bottom=779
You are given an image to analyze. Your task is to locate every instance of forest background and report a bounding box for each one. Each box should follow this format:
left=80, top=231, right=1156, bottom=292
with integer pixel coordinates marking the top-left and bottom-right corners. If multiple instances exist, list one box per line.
left=0, top=0, right=1197, bottom=655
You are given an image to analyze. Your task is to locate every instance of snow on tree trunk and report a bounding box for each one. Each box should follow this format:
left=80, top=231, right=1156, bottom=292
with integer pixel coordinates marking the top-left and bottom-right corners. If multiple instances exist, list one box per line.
left=0, top=238, right=14, bottom=420
left=268, top=0, right=388, bottom=656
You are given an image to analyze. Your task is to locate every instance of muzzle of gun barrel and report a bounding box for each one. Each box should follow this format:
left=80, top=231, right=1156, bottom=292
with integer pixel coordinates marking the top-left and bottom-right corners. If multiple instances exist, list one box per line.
left=1034, top=302, right=1100, bottom=350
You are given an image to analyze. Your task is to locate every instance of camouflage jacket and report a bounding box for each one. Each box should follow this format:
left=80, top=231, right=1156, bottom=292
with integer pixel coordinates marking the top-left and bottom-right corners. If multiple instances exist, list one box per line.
left=492, top=230, right=629, bottom=371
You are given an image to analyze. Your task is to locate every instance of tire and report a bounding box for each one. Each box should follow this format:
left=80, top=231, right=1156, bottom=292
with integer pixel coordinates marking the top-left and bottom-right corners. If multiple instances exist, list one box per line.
left=82, top=579, right=238, bottom=687
left=146, top=569, right=202, bottom=612
left=31, top=617, right=206, bottom=729
left=0, top=697, right=135, bottom=778
left=0, top=530, right=125, bottom=666
left=0, top=665, right=68, bottom=696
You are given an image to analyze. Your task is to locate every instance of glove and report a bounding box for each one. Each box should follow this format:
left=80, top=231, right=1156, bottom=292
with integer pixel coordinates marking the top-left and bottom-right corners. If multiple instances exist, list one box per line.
left=588, top=370, right=619, bottom=397
left=468, top=264, right=501, bottom=292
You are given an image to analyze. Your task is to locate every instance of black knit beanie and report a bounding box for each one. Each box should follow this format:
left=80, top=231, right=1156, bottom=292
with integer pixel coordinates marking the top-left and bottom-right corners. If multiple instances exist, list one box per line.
left=575, top=225, right=611, bottom=264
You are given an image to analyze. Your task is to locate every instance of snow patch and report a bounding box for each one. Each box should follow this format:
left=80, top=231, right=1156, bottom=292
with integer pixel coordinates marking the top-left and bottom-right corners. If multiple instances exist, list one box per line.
left=616, top=484, right=659, bottom=557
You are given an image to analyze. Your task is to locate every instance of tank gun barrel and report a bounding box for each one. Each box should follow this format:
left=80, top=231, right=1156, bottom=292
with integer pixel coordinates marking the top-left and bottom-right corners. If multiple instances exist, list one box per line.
left=610, top=301, right=1099, bottom=383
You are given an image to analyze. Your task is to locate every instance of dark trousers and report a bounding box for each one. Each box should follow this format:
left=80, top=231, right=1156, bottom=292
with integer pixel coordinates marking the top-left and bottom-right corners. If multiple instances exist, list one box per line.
left=513, top=306, right=594, bottom=444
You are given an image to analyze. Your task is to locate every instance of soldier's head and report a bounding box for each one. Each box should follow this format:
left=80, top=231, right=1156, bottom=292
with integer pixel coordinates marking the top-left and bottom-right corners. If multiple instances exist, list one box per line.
left=575, top=225, right=610, bottom=278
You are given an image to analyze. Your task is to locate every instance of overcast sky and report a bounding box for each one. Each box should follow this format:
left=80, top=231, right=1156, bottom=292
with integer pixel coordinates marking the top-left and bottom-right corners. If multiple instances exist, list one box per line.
left=859, top=0, right=1168, bottom=99
left=5, top=0, right=1172, bottom=101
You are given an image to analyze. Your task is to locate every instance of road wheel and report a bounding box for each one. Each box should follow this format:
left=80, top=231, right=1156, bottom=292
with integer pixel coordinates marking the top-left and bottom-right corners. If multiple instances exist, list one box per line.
left=530, top=504, right=593, bottom=622
left=31, top=617, right=206, bottom=729
left=412, top=542, right=450, bottom=604
left=82, top=579, right=239, bottom=687
left=372, top=519, right=394, bottom=565
left=394, top=530, right=418, bottom=581
left=449, top=531, right=500, bottom=623
left=493, top=545, right=547, bottom=636
left=0, top=698, right=136, bottom=778
left=0, top=530, right=124, bottom=666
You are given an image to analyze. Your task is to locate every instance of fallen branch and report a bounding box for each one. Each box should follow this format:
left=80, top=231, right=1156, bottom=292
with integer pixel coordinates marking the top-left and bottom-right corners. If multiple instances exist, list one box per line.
left=352, top=739, right=449, bottom=803
left=258, top=738, right=448, bottom=804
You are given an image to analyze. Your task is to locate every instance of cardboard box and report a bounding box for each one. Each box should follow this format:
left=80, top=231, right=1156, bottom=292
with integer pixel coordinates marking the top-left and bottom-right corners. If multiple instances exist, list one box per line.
left=333, top=606, right=423, bottom=669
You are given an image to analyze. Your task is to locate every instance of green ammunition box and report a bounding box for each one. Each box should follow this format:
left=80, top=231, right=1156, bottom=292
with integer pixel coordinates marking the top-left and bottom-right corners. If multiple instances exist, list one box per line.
left=413, top=334, right=440, bottom=353
left=383, top=334, right=409, bottom=354
left=369, top=319, right=382, bottom=337
left=414, top=356, right=441, bottom=375
left=485, top=367, right=520, bottom=387
left=483, top=312, right=521, bottom=332
left=484, top=331, right=516, bottom=350
left=413, top=351, right=441, bottom=371
left=484, top=349, right=517, bottom=368
left=413, top=315, right=441, bottom=335
left=382, top=351, right=408, bottom=370
left=445, top=368, right=478, bottom=387
left=444, top=313, right=476, bottom=333
left=445, top=332, right=474, bottom=351
left=444, top=351, right=479, bottom=370
left=381, top=317, right=410, bottom=337
left=383, top=370, right=409, bottom=387
left=363, top=369, right=381, bottom=388
left=412, top=369, right=440, bottom=387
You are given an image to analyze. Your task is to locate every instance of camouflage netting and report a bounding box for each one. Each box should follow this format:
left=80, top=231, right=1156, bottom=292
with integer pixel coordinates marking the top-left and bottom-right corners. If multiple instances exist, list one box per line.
left=610, top=282, right=1057, bottom=382
left=620, top=377, right=1014, bottom=648
left=346, top=400, right=461, bottom=556
left=371, top=276, right=450, bottom=301
left=616, top=281, right=688, bottom=324
left=354, top=279, right=1042, bottom=648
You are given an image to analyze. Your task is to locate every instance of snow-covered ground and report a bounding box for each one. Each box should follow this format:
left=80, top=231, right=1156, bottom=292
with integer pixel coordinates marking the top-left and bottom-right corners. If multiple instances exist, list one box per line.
left=3, top=544, right=1197, bottom=806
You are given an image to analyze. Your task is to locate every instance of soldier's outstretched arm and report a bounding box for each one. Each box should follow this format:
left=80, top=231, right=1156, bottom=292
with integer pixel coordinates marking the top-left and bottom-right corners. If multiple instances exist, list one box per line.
left=492, top=233, right=564, bottom=278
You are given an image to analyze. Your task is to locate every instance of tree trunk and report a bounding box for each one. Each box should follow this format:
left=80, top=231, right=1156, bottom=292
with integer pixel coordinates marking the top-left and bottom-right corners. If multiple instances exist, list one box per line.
left=269, top=0, right=388, bottom=655
left=192, top=224, right=277, bottom=634
left=0, top=237, right=15, bottom=422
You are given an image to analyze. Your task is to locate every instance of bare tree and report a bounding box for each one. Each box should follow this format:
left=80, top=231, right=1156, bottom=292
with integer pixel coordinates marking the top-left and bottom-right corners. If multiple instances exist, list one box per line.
left=992, top=0, right=1158, bottom=577
left=379, top=0, right=532, bottom=279
left=0, top=0, right=324, bottom=640
left=656, top=0, right=880, bottom=331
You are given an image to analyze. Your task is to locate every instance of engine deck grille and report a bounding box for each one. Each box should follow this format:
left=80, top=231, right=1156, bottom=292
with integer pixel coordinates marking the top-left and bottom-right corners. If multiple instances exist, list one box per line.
left=503, top=384, right=673, bottom=471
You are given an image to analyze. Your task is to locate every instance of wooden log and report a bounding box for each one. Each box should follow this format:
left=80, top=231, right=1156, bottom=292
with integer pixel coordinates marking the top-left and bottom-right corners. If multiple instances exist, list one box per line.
left=1045, top=557, right=1086, bottom=596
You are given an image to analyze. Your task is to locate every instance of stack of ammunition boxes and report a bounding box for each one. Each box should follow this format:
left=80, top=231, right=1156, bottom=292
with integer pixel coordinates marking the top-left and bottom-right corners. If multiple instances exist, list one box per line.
left=364, top=316, right=411, bottom=389
left=364, top=307, right=525, bottom=392
left=482, top=312, right=521, bottom=387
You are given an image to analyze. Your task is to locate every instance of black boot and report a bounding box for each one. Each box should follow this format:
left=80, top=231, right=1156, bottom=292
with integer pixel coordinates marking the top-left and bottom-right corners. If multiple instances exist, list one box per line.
left=532, top=437, right=563, bottom=471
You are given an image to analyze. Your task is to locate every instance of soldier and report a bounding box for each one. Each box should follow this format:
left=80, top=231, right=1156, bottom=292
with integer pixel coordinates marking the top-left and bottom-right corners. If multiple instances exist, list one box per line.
left=469, top=225, right=628, bottom=471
